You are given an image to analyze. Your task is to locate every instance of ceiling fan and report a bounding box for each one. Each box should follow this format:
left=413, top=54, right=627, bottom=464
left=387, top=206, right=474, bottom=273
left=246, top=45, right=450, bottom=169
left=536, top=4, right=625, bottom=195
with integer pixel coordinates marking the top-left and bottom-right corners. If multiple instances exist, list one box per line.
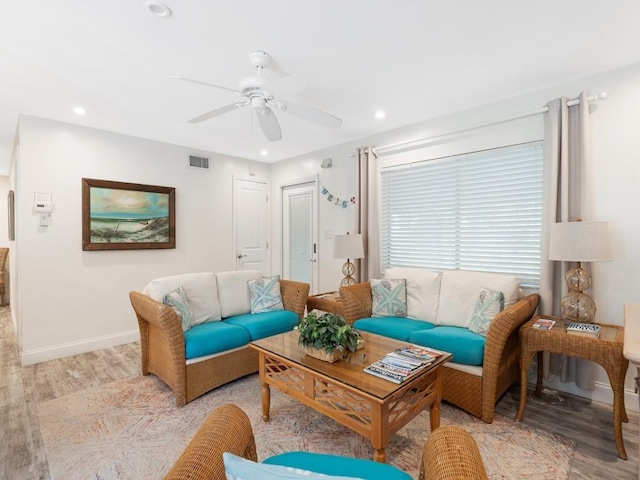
left=172, top=51, right=342, bottom=142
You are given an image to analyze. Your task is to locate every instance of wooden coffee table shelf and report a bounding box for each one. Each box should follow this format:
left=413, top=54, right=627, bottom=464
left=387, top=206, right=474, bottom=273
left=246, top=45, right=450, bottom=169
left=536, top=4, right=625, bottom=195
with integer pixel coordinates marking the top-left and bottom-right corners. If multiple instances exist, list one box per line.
left=250, top=331, right=451, bottom=462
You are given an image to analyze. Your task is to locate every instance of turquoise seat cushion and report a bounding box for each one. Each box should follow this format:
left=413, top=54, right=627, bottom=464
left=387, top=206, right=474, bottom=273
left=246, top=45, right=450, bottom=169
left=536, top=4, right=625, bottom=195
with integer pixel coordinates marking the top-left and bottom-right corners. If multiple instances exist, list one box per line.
left=408, top=326, right=485, bottom=366
left=224, top=310, right=299, bottom=340
left=183, top=321, right=250, bottom=360
left=353, top=317, right=436, bottom=342
left=264, top=452, right=412, bottom=480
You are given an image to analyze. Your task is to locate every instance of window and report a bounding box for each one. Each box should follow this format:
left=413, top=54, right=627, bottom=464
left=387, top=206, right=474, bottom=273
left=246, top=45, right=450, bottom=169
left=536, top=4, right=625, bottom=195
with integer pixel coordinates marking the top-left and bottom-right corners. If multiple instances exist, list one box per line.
left=380, top=142, right=544, bottom=288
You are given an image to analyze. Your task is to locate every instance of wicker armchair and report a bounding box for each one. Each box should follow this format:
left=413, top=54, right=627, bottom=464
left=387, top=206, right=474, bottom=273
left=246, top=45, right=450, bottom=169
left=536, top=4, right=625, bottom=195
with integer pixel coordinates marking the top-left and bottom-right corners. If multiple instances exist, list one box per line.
left=129, top=279, right=309, bottom=407
left=165, top=405, right=487, bottom=480
left=163, top=404, right=257, bottom=480
left=420, top=425, right=488, bottom=480
left=340, top=282, right=539, bottom=423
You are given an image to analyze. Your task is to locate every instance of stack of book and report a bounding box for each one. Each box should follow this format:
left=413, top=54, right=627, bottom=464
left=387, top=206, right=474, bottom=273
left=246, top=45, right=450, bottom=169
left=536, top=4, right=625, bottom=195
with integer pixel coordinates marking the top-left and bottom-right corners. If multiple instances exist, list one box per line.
left=566, top=322, right=601, bottom=338
left=364, top=344, right=443, bottom=383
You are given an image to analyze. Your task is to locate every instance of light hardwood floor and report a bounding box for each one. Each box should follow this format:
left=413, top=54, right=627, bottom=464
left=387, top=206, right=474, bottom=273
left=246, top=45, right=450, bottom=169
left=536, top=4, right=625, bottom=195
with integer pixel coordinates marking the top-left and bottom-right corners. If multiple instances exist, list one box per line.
left=1, top=305, right=638, bottom=479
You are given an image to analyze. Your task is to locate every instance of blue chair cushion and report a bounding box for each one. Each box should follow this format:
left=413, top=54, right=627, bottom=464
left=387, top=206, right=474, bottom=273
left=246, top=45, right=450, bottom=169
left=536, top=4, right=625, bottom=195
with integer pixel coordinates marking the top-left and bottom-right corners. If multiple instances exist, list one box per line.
left=183, top=321, right=251, bottom=360
left=224, top=309, right=299, bottom=340
left=264, top=452, right=412, bottom=480
left=353, top=317, right=436, bottom=342
left=409, top=326, right=485, bottom=366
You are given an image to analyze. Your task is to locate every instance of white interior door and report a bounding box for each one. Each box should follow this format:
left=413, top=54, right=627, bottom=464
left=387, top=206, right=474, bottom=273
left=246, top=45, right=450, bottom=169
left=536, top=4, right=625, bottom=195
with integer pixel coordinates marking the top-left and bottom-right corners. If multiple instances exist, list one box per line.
left=234, top=177, right=269, bottom=272
left=282, top=180, right=318, bottom=293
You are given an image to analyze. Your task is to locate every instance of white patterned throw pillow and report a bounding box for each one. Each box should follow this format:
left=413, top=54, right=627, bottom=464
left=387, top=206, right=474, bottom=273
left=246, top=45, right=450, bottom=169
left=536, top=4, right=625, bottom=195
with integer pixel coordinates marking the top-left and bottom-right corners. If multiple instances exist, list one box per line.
left=371, top=278, right=407, bottom=317
left=162, top=286, right=196, bottom=332
left=469, top=287, right=505, bottom=336
left=248, top=275, right=284, bottom=313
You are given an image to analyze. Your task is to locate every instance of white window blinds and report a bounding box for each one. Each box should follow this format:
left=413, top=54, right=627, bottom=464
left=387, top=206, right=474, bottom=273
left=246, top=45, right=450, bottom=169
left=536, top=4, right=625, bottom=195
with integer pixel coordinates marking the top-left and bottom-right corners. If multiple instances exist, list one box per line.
left=380, top=142, right=544, bottom=288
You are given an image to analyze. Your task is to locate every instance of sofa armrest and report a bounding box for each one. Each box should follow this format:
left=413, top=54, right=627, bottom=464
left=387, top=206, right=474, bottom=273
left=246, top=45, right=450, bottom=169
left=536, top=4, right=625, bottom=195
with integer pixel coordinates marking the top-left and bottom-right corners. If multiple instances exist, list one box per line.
left=129, top=291, right=187, bottom=405
left=339, top=282, right=372, bottom=324
left=480, top=293, right=539, bottom=420
left=280, top=279, right=310, bottom=320
left=163, top=404, right=257, bottom=480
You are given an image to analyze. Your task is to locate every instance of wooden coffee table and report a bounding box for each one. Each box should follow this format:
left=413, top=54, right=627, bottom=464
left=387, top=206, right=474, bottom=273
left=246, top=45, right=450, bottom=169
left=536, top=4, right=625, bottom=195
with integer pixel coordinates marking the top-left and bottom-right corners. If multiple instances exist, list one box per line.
left=250, top=331, right=451, bottom=463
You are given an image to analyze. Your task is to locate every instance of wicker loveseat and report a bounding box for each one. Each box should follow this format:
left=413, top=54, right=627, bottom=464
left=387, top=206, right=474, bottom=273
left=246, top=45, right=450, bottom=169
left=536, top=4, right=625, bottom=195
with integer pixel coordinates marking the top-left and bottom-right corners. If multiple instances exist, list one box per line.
left=339, top=268, right=539, bottom=423
left=129, top=270, right=309, bottom=407
left=163, top=404, right=488, bottom=480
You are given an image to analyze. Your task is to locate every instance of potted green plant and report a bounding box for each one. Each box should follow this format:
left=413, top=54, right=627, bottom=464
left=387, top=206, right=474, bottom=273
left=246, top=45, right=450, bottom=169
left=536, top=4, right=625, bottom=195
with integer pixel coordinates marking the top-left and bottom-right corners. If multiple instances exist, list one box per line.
left=296, top=311, right=361, bottom=363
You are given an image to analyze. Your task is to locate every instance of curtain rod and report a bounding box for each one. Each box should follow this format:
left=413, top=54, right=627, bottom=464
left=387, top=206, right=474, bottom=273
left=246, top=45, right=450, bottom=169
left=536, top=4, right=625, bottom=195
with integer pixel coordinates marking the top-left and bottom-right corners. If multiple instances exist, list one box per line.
left=372, top=92, right=608, bottom=157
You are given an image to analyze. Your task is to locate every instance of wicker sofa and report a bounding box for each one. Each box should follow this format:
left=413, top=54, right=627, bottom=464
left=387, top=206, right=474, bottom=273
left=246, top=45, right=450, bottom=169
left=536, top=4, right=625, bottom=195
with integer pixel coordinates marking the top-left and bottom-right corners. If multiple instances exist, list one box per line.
left=163, top=403, right=487, bottom=480
left=339, top=268, right=539, bottom=423
left=129, top=270, right=309, bottom=407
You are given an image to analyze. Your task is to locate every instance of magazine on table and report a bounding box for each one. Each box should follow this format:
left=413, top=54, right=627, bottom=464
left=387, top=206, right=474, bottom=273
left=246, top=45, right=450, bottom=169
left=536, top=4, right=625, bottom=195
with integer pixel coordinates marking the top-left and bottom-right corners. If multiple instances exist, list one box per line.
left=363, top=344, right=440, bottom=383
left=531, top=318, right=556, bottom=330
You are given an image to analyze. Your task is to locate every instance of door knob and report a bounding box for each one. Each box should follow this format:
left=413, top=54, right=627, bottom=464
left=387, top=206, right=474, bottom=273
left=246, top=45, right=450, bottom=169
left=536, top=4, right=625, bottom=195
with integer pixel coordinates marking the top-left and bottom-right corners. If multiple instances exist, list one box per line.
left=309, top=259, right=317, bottom=262
left=237, top=254, right=247, bottom=259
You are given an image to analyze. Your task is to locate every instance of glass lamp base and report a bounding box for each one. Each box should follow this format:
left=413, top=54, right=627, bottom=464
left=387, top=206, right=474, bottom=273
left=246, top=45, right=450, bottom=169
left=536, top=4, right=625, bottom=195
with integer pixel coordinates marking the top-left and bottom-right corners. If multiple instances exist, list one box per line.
left=561, top=291, right=597, bottom=323
left=340, top=260, right=356, bottom=287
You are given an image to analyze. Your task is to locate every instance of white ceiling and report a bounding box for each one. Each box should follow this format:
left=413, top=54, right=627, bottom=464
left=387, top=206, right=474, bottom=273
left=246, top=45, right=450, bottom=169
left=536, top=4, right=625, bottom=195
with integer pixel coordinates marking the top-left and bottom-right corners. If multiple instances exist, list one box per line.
left=2, top=1, right=640, bottom=174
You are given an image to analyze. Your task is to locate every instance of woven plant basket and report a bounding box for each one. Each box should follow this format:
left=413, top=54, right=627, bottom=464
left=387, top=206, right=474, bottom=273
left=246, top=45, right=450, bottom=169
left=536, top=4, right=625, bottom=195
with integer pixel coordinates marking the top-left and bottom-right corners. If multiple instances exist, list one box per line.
left=304, top=346, right=343, bottom=363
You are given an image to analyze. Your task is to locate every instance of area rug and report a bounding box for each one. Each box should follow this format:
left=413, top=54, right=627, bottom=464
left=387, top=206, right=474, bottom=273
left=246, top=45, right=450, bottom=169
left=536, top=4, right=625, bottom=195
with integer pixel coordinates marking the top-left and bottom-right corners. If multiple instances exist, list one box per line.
left=37, top=374, right=575, bottom=479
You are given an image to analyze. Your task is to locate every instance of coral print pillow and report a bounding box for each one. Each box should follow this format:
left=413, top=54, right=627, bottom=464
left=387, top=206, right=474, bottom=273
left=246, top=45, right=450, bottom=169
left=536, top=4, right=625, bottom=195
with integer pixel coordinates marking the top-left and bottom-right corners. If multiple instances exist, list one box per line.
left=371, top=278, right=407, bottom=317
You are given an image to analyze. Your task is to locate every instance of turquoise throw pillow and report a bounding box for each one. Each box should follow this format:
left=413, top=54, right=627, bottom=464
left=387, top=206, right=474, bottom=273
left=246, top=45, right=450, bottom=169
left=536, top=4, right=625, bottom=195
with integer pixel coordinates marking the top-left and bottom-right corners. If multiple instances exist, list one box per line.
left=248, top=275, right=284, bottom=313
left=223, top=452, right=364, bottom=480
left=371, top=278, right=407, bottom=317
left=468, top=287, right=505, bottom=337
left=162, top=286, right=195, bottom=332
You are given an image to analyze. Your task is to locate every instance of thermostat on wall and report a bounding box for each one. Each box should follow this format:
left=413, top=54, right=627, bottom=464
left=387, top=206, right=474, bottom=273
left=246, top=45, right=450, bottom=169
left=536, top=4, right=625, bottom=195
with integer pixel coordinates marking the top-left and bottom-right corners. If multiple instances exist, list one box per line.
left=34, top=192, right=53, bottom=213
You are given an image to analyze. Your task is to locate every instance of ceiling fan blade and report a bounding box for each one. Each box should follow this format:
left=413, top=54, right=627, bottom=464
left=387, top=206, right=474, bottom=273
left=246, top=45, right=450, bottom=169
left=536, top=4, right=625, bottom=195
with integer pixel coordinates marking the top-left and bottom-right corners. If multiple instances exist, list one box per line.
left=255, top=107, right=282, bottom=142
left=170, top=76, right=242, bottom=95
left=275, top=100, right=342, bottom=128
left=188, top=102, right=248, bottom=124
left=264, top=74, right=305, bottom=99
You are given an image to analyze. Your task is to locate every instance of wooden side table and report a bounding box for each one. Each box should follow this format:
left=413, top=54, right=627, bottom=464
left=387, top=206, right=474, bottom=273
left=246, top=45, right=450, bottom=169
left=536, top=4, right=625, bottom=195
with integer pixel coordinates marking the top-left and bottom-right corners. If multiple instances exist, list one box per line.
left=306, top=291, right=345, bottom=318
left=516, top=315, right=629, bottom=459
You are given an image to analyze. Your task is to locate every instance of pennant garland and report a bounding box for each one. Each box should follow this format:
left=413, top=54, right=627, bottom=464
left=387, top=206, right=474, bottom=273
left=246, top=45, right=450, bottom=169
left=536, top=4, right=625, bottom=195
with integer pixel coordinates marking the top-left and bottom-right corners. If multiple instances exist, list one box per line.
left=320, top=181, right=356, bottom=209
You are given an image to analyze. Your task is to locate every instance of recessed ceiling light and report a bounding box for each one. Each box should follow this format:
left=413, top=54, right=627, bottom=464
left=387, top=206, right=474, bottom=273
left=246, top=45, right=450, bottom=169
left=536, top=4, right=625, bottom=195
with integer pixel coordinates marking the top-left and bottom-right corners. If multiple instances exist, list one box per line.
left=375, top=110, right=386, bottom=120
left=145, top=1, right=172, bottom=18
left=260, top=150, right=268, bottom=156
left=73, top=106, right=86, bottom=116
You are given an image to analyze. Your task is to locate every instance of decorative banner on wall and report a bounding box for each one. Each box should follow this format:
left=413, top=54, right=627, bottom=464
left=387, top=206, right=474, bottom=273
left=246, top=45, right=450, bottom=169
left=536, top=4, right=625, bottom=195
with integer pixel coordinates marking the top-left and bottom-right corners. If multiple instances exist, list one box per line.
left=320, top=180, right=356, bottom=209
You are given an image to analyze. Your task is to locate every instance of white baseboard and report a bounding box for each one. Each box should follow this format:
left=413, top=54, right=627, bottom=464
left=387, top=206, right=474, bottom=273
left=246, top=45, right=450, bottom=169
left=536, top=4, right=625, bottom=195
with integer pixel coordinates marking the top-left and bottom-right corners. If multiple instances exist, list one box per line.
left=20, top=330, right=140, bottom=366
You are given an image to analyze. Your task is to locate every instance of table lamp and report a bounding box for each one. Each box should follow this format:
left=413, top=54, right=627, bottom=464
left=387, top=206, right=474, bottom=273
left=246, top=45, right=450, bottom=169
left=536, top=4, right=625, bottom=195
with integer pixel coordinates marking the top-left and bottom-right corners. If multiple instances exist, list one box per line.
left=333, top=233, right=364, bottom=286
left=548, top=221, right=613, bottom=323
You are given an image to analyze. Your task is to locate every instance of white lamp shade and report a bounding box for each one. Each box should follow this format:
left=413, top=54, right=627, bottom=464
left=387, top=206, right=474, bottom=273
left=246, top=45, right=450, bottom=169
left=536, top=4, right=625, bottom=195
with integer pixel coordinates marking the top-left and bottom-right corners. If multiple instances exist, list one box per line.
left=333, top=233, right=364, bottom=259
left=549, top=221, right=613, bottom=262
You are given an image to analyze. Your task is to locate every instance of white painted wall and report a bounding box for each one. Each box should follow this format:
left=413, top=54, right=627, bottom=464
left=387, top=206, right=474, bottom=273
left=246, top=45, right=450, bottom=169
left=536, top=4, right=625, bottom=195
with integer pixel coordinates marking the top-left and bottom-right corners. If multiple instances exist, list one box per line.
left=15, top=115, right=269, bottom=364
left=270, top=152, right=358, bottom=294
left=270, top=62, right=640, bottom=408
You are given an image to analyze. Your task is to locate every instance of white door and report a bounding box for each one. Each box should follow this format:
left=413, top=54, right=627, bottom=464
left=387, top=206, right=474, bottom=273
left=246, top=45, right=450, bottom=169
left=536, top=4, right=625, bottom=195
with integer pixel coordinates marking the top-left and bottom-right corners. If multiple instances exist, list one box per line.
left=234, top=177, right=269, bottom=272
left=282, top=181, right=318, bottom=292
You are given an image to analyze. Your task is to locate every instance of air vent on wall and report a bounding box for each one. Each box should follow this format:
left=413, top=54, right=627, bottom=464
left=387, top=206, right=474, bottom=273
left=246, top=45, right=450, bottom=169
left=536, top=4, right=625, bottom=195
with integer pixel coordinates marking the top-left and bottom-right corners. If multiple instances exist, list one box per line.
left=189, top=154, right=210, bottom=170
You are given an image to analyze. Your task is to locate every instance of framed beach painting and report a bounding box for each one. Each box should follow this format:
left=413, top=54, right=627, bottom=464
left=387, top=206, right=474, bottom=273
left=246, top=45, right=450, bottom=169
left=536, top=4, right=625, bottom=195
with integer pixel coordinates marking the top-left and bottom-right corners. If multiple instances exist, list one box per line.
left=82, top=178, right=175, bottom=251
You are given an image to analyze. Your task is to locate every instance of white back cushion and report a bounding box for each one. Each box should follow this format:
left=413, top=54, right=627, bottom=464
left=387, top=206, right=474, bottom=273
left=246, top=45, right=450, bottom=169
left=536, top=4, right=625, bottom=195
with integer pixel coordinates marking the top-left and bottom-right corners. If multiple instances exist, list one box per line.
left=143, top=272, right=221, bottom=324
left=436, top=270, right=521, bottom=328
left=216, top=270, right=263, bottom=318
left=384, top=268, right=442, bottom=323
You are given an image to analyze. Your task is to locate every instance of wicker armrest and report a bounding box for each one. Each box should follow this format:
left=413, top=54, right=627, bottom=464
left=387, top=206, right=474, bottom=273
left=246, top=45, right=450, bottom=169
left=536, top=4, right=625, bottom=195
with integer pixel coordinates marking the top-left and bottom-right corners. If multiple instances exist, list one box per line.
left=163, top=404, right=257, bottom=480
left=420, top=425, right=488, bottom=480
left=280, top=279, right=310, bottom=319
left=339, top=282, right=372, bottom=324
